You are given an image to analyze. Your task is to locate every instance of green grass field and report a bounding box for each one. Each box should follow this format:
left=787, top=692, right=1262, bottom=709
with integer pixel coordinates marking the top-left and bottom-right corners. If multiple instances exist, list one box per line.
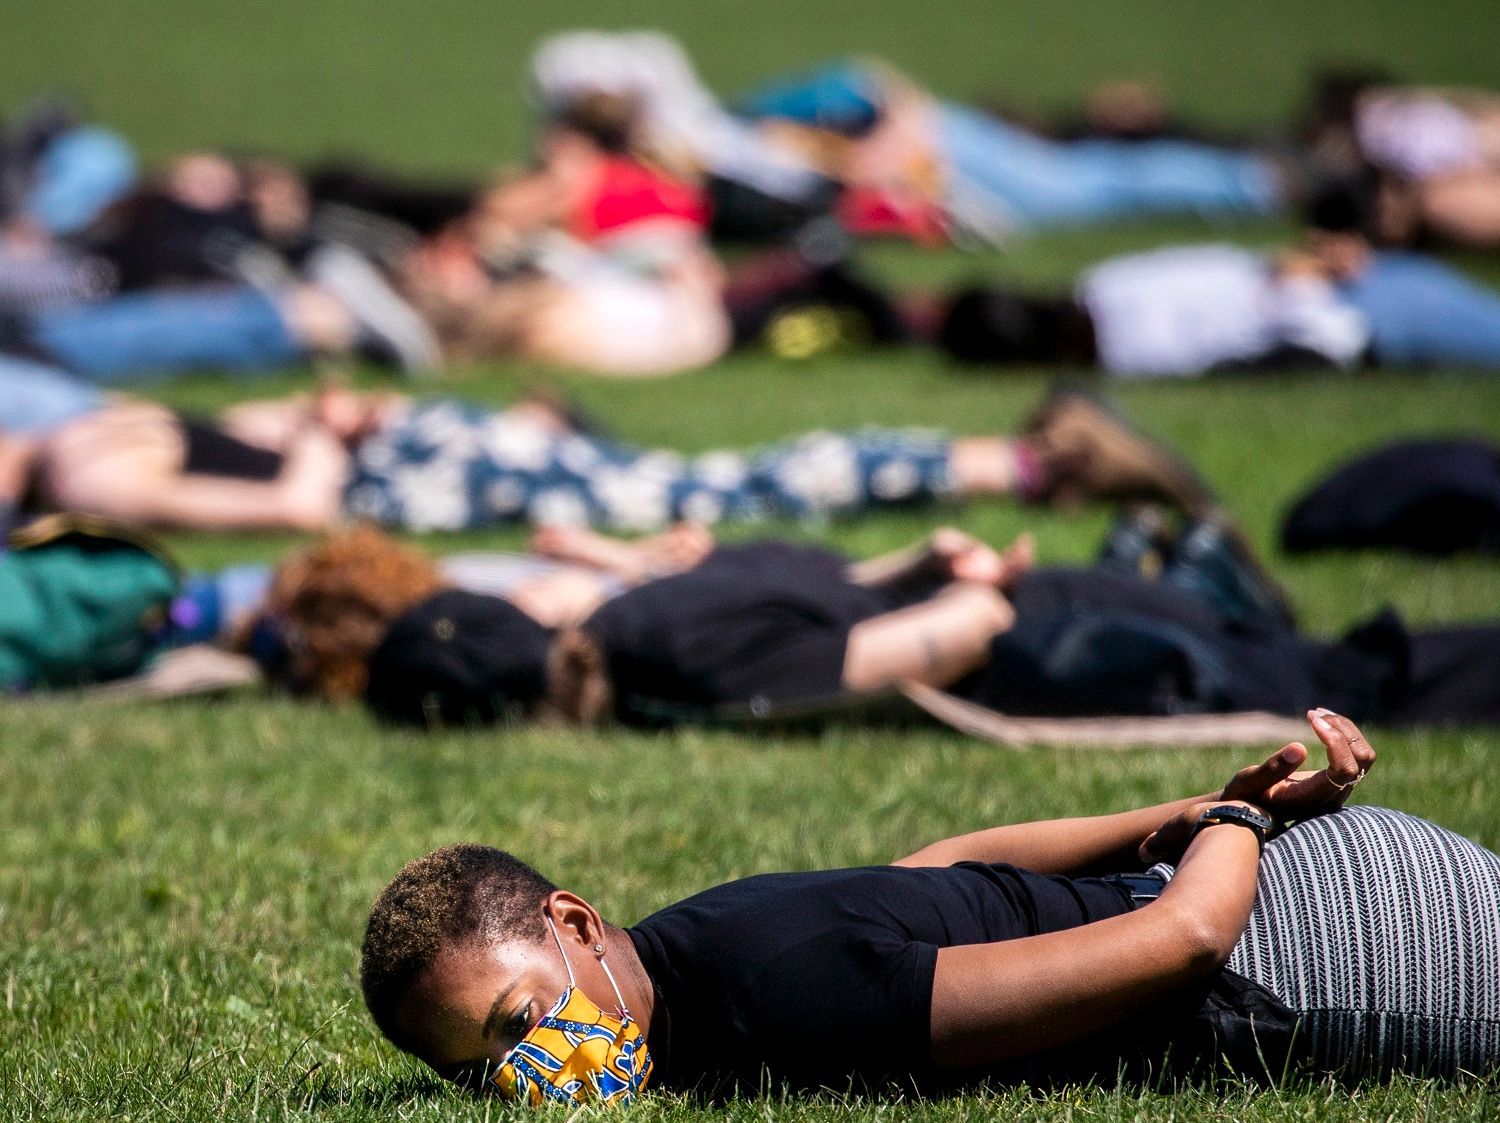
left=3, top=3, right=1500, bottom=1119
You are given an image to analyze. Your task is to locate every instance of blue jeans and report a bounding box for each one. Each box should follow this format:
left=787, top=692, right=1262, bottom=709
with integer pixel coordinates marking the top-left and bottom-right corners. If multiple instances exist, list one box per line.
left=937, top=104, right=1281, bottom=230
left=29, top=287, right=303, bottom=384
left=26, top=126, right=139, bottom=236
left=343, top=400, right=957, bottom=531
left=1339, top=252, right=1500, bottom=369
left=0, top=355, right=104, bottom=433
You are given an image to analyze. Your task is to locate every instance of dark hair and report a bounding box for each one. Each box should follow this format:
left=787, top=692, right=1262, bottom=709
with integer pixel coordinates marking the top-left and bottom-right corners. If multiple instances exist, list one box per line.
left=360, top=844, right=558, bottom=1050
left=939, top=287, right=1095, bottom=366
left=1305, top=65, right=1397, bottom=129
left=1305, top=176, right=1380, bottom=237
left=363, top=589, right=555, bottom=728
left=555, top=91, right=639, bottom=154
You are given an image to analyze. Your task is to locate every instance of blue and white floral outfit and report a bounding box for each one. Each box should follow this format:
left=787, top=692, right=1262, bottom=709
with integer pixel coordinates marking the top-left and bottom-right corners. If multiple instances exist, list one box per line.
left=343, top=400, right=956, bottom=532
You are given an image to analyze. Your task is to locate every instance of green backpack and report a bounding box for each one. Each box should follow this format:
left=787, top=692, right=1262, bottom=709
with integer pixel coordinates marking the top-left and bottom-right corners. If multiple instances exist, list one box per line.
left=0, top=515, right=180, bottom=692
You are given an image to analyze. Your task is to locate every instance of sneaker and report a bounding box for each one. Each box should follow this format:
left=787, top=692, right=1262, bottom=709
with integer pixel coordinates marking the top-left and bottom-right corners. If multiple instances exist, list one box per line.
left=305, top=243, right=441, bottom=377
left=1021, top=388, right=1216, bottom=515
left=1095, top=503, right=1175, bottom=580
left=1165, top=511, right=1297, bottom=634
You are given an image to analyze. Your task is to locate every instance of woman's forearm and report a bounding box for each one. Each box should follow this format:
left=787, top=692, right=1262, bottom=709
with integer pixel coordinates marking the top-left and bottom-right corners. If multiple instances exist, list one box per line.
left=1154, top=822, right=1262, bottom=962
left=896, top=794, right=1217, bottom=872
left=842, top=582, right=1013, bottom=693
left=844, top=538, right=937, bottom=588
left=928, top=819, right=1261, bottom=1068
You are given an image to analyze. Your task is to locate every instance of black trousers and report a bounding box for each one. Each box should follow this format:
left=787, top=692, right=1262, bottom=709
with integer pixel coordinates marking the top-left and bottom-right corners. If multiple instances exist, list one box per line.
left=953, top=568, right=1500, bottom=727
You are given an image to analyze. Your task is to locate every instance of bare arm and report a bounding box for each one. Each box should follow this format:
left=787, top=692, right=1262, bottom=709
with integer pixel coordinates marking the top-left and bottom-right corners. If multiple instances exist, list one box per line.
left=43, top=426, right=346, bottom=532
left=0, top=434, right=37, bottom=509
left=841, top=582, right=1013, bottom=693
left=218, top=396, right=313, bottom=451
left=847, top=529, right=1033, bottom=590
left=896, top=711, right=1375, bottom=875
left=896, top=795, right=1216, bottom=874
left=528, top=523, right=716, bottom=584
left=929, top=813, right=1262, bottom=1069
left=844, top=536, right=943, bottom=588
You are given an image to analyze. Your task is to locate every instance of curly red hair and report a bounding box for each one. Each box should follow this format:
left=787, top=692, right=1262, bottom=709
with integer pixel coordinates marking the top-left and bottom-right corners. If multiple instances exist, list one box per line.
left=266, top=525, right=447, bottom=701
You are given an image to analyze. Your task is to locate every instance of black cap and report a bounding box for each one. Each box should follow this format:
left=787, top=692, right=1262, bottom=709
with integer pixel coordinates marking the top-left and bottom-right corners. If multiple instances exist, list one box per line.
left=365, top=589, right=553, bottom=727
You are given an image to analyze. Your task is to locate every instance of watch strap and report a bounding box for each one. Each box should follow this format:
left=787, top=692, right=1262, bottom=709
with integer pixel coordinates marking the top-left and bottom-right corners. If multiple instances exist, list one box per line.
left=1192, top=803, right=1273, bottom=850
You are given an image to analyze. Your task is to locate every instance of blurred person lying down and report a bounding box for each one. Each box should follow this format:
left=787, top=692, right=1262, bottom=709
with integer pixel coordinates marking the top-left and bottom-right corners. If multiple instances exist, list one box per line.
left=401, top=107, right=728, bottom=377
left=262, top=517, right=1500, bottom=732
left=1, top=150, right=440, bottom=378
left=938, top=186, right=1500, bottom=375
left=1302, top=69, right=1500, bottom=251
left=530, top=33, right=1291, bottom=247
left=736, top=59, right=1291, bottom=243
left=5, top=381, right=1214, bottom=533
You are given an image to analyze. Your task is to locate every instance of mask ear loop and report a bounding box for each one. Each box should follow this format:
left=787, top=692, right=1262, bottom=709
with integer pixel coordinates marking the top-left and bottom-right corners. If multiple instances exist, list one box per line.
left=597, top=950, right=631, bottom=1019
left=545, top=913, right=631, bottom=1017
left=544, top=914, right=578, bottom=989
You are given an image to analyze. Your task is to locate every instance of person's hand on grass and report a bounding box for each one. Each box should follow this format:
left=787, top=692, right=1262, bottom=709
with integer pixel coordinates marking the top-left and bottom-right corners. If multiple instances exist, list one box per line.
left=1220, top=709, right=1377, bottom=822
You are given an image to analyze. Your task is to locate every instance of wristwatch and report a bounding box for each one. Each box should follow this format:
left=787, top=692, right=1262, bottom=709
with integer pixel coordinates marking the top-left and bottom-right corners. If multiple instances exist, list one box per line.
left=1191, top=804, right=1274, bottom=851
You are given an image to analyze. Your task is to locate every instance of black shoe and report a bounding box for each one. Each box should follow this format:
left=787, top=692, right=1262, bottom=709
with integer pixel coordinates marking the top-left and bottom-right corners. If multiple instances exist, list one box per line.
left=1164, top=512, right=1297, bottom=634
left=1096, top=504, right=1175, bottom=579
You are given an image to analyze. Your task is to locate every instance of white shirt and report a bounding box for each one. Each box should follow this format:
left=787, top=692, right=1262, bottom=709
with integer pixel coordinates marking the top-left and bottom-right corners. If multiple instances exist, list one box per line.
left=1079, top=244, right=1369, bottom=378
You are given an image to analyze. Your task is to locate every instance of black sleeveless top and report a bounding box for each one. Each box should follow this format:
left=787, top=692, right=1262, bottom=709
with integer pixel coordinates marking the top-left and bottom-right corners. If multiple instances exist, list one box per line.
left=177, top=415, right=285, bottom=481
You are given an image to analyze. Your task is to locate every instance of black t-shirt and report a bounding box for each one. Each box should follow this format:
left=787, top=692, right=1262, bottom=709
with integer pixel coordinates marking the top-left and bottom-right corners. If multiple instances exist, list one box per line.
left=628, top=862, right=1135, bottom=1094
left=583, top=559, right=891, bottom=721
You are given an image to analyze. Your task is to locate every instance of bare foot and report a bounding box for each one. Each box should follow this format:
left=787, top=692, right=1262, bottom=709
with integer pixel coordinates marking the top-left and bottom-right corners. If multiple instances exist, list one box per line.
left=530, top=521, right=715, bottom=582
left=633, top=522, right=716, bottom=576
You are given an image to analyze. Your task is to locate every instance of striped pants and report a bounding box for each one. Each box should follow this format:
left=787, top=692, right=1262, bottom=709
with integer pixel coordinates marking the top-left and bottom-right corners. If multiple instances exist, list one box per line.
left=1225, top=806, right=1500, bottom=1077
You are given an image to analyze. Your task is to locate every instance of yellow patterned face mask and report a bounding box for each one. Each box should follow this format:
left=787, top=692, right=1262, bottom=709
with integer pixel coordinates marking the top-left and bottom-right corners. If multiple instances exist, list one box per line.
left=490, top=918, right=653, bottom=1106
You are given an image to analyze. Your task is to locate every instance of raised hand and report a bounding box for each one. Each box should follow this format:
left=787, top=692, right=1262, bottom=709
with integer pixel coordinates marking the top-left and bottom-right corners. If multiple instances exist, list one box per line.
left=1220, top=708, right=1377, bottom=821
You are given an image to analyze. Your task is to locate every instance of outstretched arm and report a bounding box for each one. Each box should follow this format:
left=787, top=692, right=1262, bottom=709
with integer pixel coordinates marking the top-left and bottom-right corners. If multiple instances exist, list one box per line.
left=42, top=425, right=347, bottom=532
left=842, top=581, right=1014, bottom=692
left=929, top=806, right=1263, bottom=1068
left=846, top=528, right=1033, bottom=590
left=897, top=711, right=1374, bottom=874
left=895, top=793, right=1217, bottom=874
left=528, top=522, right=716, bottom=584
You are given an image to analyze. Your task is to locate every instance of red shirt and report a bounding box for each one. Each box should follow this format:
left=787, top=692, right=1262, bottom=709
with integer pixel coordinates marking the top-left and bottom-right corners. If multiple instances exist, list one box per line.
left=568, top=157, right=709, bottom=242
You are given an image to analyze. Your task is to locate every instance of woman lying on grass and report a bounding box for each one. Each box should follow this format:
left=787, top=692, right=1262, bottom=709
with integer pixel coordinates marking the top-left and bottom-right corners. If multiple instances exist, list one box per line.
left=268, top=514, right=1500, bottom=730
left=359, top=713, right=1500, bottom=1101
left=10, top=383, right=1209, bottom=533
